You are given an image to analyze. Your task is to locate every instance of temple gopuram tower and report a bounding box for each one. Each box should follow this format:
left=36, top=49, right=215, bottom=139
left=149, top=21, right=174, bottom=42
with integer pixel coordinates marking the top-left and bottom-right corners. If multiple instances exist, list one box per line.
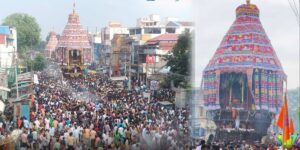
left=44, top=31, right=58, bottom=59
left=56, top=6, right=92, bottom=72
left=202, top=0, right=286, bottom=141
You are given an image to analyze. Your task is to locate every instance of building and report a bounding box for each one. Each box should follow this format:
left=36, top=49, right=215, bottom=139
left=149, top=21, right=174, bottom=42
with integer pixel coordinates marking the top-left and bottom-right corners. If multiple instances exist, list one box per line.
left=202, top=1, right=286, bottom=141
left=56, top=8, right=92, bottom=73
left=136, top=14, right=162, bottom=28
left=128, top=15, right=193, bottom=84
left=129, top=14, right=166, bottom=45
left=44, top=31, right=58, bottom=59
left=165, top=21, right=194, bottom=34
left=130, top=14, right=193, bottom=44
left=0, top=68, right=9, bottom=101
left=111, top=34, right=131, bottom=76
left=142, top=33, right=178, bottom=75
left=91, top=33, right=102, bottom=64
left=101, top=22, right=129, bottom=46
left=0, top=26, right=17, bottom=68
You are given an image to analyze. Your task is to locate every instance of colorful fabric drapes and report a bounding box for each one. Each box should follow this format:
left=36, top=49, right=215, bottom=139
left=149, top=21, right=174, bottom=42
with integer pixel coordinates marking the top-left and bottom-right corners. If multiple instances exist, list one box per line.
left=252, top=69, right=284, bottom=112
left=203, top=69, right=284, bottom=112
left=203, top=71, right=220, bottom=110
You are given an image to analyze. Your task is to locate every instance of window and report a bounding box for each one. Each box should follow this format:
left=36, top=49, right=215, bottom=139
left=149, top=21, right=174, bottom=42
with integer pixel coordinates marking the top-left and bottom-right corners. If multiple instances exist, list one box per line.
left=136, top=29, right=141, bottom=34
left=104, top=34, right=110, bottom=40
left=129, top=29, right=135, bottom=35
left=166, top=28, right=176, bottom=33
left=144, top=28, right=161, bottom=34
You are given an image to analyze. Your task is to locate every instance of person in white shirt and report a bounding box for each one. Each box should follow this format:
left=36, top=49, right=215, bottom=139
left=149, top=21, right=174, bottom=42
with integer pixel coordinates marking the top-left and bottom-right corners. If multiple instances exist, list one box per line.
left=23, top=118, right=29, bottom=129
left=73, top=126, right=80, bottom=142
left=45, top=118, right=50, bottom=129
left=49, top=127, right=55, bottom=137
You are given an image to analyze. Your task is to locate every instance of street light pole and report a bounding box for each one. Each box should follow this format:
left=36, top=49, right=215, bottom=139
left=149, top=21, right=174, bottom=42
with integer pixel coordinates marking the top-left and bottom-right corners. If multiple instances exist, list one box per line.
left=128, top=40, right=133, bottom=90
left=14, top=47, right=19, bottom=99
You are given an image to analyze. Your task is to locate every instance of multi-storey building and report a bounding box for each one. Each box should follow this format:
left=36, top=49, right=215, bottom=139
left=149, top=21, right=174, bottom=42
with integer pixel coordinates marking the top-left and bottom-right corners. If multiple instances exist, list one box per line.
left=142, top=33, right=178, bottom=74
left=101, top=22, right=129, bottom=46
left=128, top=15, right=193, bottom=84
left=165, top=21, right=194, bottom=34
left=0, top=26, right=17, bottom=68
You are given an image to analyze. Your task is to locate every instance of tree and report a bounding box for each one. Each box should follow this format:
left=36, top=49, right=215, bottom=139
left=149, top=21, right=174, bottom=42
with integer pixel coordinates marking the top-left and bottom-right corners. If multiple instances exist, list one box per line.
left=161, top=31, right=192, bottom=88
left=2, top=13, right=41, bottom=55
left=32, top=54, right=46, bottom=71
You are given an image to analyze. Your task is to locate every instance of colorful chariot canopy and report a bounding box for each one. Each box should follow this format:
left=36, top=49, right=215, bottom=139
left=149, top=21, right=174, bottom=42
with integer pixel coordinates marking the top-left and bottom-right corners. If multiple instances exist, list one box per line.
left=56, top=10, right=91, bottom=49
left=202, top=1, right=286, bottom=112
left=203, top=0, right=285, bottom=76
left=45, top=32, right=58, bottom=52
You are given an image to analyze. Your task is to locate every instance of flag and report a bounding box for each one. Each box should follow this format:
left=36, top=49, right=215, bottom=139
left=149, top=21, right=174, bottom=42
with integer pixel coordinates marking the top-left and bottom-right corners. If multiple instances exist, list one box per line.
left=277, top=101, right=285, bottom=129
left=283, top=94, right=290, bottom=142
left=277, top=94, right=291, bottom=142
left=289, top=119, right=294, bottom=134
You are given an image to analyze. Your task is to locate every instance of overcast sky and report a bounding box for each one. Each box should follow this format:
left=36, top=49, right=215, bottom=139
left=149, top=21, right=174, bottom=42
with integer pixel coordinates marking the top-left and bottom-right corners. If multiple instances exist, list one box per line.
left=0, top=0, right=193, bottom=39
left=193, top=0, right=299, bottom=89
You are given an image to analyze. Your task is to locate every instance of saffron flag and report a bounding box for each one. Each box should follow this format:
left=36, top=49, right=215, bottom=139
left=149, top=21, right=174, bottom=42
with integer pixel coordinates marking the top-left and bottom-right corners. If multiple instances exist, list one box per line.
left=276, top=94, right=291, bottom=142
left=289, top=119, right=294, bottom=134
left=277, top=103, right=284, bottom=129
left=283, top=95, right=290, bottom=142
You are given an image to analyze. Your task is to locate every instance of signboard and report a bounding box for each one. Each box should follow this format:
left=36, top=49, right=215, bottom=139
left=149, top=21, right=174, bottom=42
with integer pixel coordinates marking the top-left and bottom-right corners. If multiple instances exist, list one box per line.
left=143, top=92, right=151, bottom=102
left=17, top=72, right=32, bottom=81
left=33, top=74, right=39, bottom=84
left=110, top=76, right=127, bottom=81
left=0, top=86, right=10, bottom=92
left=150, top=80, right=158, bottom=91
left=0, top=100, right=5, bottom=112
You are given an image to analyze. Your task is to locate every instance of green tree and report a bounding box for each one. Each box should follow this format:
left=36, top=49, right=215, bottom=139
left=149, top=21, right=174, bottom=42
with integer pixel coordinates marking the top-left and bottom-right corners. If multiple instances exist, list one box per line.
left=32, top=54, right=46, bottom=71
left=161, top=31, right=192, bottom=88
left=2, top=13, right=41, bottom=55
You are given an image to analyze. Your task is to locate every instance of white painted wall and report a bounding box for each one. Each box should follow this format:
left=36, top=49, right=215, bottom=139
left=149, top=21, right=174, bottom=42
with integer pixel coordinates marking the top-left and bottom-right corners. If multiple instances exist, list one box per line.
left=0, top=27, right=17, bottom=68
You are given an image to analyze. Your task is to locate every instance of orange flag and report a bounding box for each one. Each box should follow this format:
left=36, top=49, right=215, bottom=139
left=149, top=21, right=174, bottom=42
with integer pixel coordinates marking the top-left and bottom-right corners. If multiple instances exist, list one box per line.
left=277, top=103, right=285, bottom=129
left=289, top=119, right=294, bottom=134
left=283, top=95, right=290, bottom=142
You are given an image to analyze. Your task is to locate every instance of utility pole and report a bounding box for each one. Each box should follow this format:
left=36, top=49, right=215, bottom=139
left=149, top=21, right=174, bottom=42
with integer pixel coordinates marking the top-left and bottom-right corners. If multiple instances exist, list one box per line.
left=13, top=47, right=19, bottom=99
left=124, top=51, right=127, bottom=76
left=30, top=40, right=34, bottom=107
left=128, top=40, right=133, bottom=90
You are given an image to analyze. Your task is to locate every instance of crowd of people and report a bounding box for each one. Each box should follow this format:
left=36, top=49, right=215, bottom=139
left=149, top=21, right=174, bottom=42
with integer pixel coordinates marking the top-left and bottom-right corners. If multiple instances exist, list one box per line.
left=1, top=63, right=299, bottom=150
left=0, top=63, right=190, bottom=150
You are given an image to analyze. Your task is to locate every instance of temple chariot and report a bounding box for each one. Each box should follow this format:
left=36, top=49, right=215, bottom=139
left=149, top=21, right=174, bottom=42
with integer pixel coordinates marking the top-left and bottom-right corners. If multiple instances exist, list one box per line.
left=202, top=0, right=286, bottom=142
left=55, top=7, right=92, bottom=77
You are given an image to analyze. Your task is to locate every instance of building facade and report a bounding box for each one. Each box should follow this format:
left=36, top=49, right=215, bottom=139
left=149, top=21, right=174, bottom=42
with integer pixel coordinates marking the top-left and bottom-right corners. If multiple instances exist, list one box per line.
left=0, top=26, right=17, bottom=69
left=101, top=22, right=129, bottom=46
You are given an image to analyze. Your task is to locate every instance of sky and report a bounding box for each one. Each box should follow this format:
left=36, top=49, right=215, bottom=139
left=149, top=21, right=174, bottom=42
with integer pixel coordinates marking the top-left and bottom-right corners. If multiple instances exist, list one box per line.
left=0, top=0, right=194, bottom=39
left=193, top=0, right=300, bottom=89
left=0, top=0, right=298, bottom=89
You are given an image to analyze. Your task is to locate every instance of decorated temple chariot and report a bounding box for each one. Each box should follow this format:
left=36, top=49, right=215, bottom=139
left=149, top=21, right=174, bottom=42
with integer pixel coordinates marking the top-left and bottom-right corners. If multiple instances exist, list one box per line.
left=202, top=0, right=286, bottom=142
